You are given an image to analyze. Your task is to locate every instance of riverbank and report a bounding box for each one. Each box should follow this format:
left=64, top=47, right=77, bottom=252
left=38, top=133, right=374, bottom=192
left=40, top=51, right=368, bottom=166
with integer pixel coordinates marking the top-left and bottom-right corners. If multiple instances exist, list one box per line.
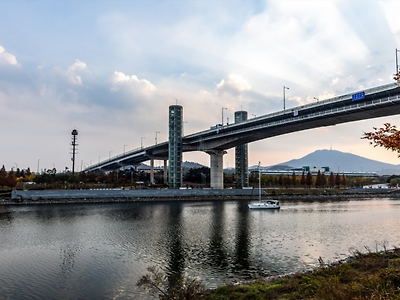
left=200, top=247, right=400, bottom=299
left=1, top=187, right=399, bottom=205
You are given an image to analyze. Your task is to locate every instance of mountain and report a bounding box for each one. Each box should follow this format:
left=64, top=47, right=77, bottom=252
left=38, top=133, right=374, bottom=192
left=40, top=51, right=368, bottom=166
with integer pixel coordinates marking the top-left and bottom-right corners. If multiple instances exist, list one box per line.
left=183, top=161, right=206, bottom=169
left=275, top=149, right=400, bottom=174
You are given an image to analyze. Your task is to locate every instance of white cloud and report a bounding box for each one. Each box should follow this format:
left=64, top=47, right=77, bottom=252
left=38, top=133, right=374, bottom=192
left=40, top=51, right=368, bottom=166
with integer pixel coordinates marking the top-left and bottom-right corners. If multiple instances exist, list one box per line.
left=330, top=78, right=339, bottom=86
left=0, top=45, right=20, bottom=67
left=216, top=73, right=251, bottom=96
left=65, top=59, right=89, bottom=86
left=379, top=0, right=400, bottom=43
left=110, top=71, right=156, bottom=95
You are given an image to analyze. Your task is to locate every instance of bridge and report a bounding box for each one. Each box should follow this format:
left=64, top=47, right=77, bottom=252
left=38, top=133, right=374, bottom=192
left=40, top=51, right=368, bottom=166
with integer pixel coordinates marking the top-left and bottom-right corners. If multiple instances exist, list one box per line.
left=84, top=82, right=400, bottom=188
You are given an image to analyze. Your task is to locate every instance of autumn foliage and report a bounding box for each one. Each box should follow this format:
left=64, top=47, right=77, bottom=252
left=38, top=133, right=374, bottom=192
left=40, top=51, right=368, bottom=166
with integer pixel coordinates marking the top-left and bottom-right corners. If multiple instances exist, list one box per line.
left=362, top=123, right=400, bottom=157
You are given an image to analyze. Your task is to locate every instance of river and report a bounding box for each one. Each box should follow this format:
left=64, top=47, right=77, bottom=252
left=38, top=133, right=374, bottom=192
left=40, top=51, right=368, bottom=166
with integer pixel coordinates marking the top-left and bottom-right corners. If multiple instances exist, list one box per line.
left=0, top=197, right=399, bottom=299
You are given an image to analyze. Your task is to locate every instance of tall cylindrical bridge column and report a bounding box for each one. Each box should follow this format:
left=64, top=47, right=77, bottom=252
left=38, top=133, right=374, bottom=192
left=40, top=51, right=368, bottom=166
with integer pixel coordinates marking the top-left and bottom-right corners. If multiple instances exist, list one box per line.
left=168, top=105, right=183, bottom=189
left=206, top=150, right=227, bottom=189
left=235, top=111, right=249, bottom=188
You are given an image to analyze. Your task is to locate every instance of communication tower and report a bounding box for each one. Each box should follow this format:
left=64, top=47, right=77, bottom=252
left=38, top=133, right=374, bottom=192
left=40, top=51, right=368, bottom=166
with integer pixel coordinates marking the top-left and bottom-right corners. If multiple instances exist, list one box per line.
left=71, top=129, right=78, bottom=175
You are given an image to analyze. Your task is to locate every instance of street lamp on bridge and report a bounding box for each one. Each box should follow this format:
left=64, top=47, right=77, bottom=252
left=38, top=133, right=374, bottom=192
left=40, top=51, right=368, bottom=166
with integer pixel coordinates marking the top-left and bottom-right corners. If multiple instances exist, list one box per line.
left=396, top=48, right=400, bottom=81
left=283, top=86, right=289, bottom=110
left=141, top=137, right=145, bottom=149
left=155, top=131, right=160, bottom=145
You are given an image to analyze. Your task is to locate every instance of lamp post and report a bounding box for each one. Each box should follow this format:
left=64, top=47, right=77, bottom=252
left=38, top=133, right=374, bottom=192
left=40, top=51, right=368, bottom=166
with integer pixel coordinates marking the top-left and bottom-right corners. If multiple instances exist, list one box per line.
left=222, top=107, right=227, bottom=126
left=283, top=86, right=289, bottom=110
left=183, top=121, right=187, bottom=136
left=37, top=159, right=40, bottom=174
left=124, top=144, right=128, bottom=154
left=141, top=137, right=145, bottom=149
left=109, top=151, right=112, bottom=159
left=396, top=48, right=400, bottom=74
left=155, top=131, right=160, bottom=145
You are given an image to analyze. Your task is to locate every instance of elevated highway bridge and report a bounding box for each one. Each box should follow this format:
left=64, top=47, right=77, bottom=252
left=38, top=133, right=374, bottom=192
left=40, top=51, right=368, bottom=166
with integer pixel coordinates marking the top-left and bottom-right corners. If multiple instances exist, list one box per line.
left=84, top=82, right=400, bottom=187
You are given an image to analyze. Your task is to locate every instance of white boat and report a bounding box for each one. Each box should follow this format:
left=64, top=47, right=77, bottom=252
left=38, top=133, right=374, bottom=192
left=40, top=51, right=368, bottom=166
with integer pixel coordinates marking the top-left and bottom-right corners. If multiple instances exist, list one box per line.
left=248, top=200, right=280, bottom=209
left=248, top=162, right=280, bottom=210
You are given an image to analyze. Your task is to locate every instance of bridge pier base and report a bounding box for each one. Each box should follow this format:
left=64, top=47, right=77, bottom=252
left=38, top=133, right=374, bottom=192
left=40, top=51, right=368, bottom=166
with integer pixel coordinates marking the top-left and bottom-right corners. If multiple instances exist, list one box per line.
left=206, top=150, right=227, bottom=189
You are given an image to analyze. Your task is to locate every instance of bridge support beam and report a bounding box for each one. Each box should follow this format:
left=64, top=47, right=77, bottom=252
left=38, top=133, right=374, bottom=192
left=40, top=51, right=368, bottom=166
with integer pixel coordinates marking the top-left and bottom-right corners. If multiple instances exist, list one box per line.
left=150, top=159, right=155, bottom=185
left=206, top=150, right=227, bottom=189
left=164, top=159, right=168, bottom=184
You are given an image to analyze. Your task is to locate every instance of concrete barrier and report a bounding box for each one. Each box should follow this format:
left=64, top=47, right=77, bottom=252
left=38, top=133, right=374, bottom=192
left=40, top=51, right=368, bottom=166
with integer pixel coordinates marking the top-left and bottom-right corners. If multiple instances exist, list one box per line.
left=11, top=188, right=256, bottom=200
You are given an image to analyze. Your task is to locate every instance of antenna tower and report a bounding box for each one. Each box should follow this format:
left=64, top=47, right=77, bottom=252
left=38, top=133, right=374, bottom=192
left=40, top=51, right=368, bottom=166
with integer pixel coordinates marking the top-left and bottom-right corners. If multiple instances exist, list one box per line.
left=71, top=129, right=78, bottom=175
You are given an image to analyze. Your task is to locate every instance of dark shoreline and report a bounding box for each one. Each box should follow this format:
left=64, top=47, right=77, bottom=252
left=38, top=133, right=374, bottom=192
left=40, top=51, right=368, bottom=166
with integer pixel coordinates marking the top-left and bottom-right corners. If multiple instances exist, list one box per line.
left=1, top=189, right=399, bottom=205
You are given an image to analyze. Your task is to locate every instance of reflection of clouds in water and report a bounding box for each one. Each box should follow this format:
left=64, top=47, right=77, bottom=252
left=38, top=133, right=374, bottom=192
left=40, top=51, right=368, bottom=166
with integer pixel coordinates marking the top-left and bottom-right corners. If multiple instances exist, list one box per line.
left=2, top=199, right=400, bottom=298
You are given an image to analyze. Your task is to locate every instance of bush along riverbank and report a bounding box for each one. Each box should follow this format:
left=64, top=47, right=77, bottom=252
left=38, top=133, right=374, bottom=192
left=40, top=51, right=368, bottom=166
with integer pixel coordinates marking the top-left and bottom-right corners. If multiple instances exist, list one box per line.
left=138, top=244, right=400, bottom=299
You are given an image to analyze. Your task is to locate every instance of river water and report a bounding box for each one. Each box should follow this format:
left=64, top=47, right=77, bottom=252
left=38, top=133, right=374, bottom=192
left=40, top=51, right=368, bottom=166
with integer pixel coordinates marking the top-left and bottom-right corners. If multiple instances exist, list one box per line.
left=1, top=197, right=399, bottom=299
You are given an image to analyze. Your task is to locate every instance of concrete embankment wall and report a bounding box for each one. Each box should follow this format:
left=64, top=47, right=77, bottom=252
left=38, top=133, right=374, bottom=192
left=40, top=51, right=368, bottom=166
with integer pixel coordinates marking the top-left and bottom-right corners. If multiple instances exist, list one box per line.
left=11, top=188, right=257, bottom=201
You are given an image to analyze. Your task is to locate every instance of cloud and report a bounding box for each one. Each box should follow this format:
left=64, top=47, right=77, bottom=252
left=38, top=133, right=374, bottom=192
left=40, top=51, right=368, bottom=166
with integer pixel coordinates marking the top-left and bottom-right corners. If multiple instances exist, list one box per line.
left=65, top=59, right=88, bottom=86
left=0, top=45, right=20, bottom=67
left=216, top=73, right=251, bottom=96
left=110, top=71, right=156, bottom=95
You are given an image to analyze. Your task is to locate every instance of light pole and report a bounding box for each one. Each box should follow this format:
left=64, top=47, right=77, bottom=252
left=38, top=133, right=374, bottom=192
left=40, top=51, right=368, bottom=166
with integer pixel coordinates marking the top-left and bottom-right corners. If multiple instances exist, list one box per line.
left=396, top=48, right=400, bottom=74
left=155, top=131, right=160, bottom=145
left=141, top=137, right=145, bottom=149
left=124, top=145, right=128, bottom=154
left=222, top=107, right=227, bottom=126
left=98, top=156, right=101, bottom=163
left=109, top=151, right=112, bottom=159
left=183, top=121, right=187, bottom=136
left=283, top=86, right=289, bottom=110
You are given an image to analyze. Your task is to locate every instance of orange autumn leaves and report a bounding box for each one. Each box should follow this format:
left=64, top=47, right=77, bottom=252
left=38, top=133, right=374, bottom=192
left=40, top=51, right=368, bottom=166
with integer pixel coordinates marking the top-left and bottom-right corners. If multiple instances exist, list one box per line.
left=362, top=123, right=400, bottom=157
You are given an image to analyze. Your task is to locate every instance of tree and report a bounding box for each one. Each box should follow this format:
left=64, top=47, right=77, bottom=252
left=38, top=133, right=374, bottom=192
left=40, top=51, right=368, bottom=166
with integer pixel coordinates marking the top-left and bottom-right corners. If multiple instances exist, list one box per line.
left=321, top=173, right=327, bottom=187
left=278, top=174, right=284, bottom=187
left=329, top=172, right=335, bottom=188
left=0, top=165, right=7, bottom=189
left=316, top=170, right=322, bottom=187
left=306, top=171, right=313, bottom=188
left=6, top=169, right=17, bottom=188
left=335, top=173, right=341, bottom=188
left=300, top=171, right=306, bottom=186
left=341, top=174, right=347, bottom=187
left=362, top=123, right=400, bottom=156
left=291, top=172, right=296, bottom=187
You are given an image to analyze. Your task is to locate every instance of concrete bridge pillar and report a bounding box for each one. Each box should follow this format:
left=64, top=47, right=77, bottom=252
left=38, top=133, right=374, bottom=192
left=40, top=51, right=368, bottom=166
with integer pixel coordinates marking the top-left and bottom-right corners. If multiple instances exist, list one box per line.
left=206, top=150, right=227, bottom=189
left=150, top=159, right=155, bottom=185
left=164, top=159, right=168, bottom=183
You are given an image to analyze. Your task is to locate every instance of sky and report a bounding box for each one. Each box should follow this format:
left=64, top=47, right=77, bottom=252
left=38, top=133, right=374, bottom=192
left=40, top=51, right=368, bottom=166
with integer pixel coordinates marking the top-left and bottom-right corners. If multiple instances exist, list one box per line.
left=1, top=0, right=400, bottom=173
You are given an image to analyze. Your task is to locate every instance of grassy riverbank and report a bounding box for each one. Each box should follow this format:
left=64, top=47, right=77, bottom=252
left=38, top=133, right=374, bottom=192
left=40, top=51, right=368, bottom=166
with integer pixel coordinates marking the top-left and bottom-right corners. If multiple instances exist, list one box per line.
left=138, top=246, right=400, bottom=299
left=201, top=248, right=400, bottom=299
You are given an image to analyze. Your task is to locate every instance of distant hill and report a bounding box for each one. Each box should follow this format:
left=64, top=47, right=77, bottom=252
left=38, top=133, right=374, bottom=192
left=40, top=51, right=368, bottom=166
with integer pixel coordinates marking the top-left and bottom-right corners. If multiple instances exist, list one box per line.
left=183, top=161, right=206, bottom=169
left=278, top=149, right=400, bottom=174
